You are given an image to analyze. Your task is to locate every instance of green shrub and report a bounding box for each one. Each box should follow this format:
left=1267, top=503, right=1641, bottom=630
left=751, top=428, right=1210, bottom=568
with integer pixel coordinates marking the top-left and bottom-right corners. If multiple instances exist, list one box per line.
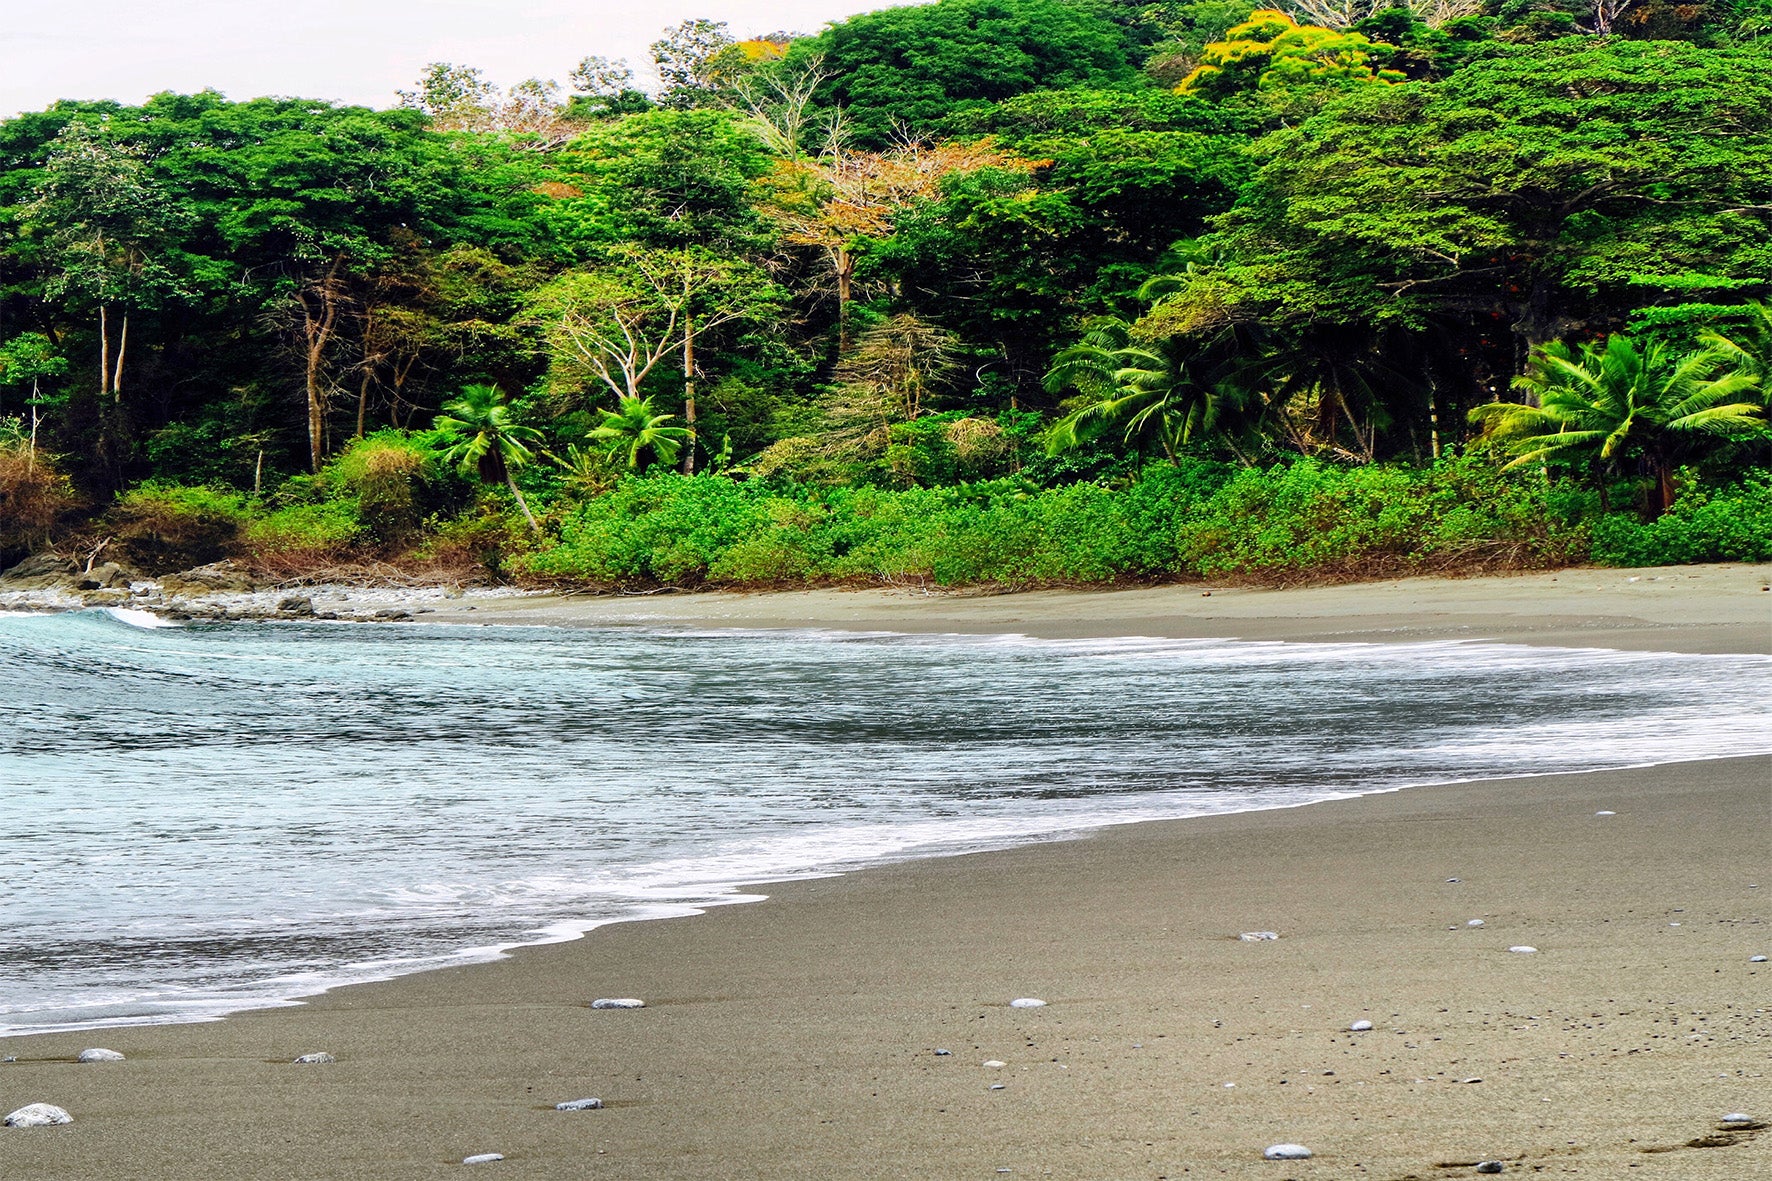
left=522, top=462, right=1234, bottom=587
left=324, top=431, right=435, bottom=549
left=1590, top=471, right=1772, bottom=565
left=244, top=500, right=365, bottom=556
left=411, top=508, right=532, bottom=579
left=109, top=483, right=253, bottom=571
left=1175, top=455, right=1590, bottom=577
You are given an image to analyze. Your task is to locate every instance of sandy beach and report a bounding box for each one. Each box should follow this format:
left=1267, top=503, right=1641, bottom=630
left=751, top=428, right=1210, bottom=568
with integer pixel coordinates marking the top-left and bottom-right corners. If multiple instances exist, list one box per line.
left=2, top=568, right=1768, bottom=1180
left=425, top=562, right=1772, bottom=656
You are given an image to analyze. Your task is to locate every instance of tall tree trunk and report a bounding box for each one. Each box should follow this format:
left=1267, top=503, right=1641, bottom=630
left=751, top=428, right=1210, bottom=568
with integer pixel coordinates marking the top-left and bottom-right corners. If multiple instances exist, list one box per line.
left=681, top=314, right=696, bottom=475
left=300, top=256, right=347, bottom=473
left=111, top=313, right=128, bottom=401
left=836, top=245, right=854, bottom=352
left=356, top=367, right=372, bottom=439
left=504, top=468, right=541, bottom=534
left=1513, top=266, right=1559, bottom=390
left=1427, top=378, right=1442, bottom=460
left=306, top=356, right=326, bottom=472
left=27, top=380, right=39, bottom=475
left=98, top=304, right=110, bottom=400
left=1651, top=459, right=1676, bottom=520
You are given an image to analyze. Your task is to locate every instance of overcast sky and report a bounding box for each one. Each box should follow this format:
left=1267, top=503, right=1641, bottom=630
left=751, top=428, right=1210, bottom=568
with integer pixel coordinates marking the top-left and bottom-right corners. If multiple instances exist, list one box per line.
left=2, top=1, right=915, bottom=119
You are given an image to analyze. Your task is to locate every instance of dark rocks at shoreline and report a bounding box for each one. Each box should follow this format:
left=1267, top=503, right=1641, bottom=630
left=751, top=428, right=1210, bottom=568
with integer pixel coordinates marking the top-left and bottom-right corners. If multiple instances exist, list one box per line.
left=0, top=552, right=79, bottom=590
left=74, top=561, right=136, bottom=590
left=158, top=561, right=259, bottom=596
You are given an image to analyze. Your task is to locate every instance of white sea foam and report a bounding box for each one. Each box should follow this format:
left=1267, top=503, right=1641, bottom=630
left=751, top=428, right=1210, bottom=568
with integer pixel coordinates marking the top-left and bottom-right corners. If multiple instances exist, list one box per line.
left=2, top=615, right=1766, bottom=1036
left=103, top=606, right=174, bottom=629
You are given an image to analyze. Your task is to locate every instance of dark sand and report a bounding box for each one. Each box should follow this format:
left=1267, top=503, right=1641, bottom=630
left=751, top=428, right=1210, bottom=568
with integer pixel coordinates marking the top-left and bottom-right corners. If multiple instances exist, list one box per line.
left=2, top=569, right=1768, bottom=1179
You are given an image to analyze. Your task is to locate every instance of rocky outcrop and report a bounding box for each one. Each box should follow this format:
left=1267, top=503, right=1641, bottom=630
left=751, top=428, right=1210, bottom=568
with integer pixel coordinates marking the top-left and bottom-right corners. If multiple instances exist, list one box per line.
left=0, top=552, right=77, bottom=590
left=73, top=561, right=137, bottom=590
left=159, top=561, right=258, bottom=596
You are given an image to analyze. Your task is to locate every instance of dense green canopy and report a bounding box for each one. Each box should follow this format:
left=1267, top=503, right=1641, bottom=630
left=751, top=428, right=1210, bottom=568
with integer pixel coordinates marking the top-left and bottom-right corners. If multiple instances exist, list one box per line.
left=1, top=0, right=1768, bottom=579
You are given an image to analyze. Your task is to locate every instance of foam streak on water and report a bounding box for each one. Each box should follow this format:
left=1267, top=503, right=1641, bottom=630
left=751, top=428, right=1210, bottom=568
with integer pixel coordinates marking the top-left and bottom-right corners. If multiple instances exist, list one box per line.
left=2, top=610, right=1767, bottom=1035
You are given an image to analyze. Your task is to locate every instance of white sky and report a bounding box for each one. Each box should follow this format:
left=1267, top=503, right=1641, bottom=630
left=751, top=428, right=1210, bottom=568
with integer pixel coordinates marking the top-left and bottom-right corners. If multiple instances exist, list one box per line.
left=2, top=1, right=916, bottom=119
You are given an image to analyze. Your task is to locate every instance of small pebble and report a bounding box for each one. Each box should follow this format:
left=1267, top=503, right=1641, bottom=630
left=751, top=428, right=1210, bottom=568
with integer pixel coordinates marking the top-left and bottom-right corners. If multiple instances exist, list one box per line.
left=1750, top=956, right=1767, bottom=963
left=1467, top=919, right=1485, bottom=928
left=1507, top=946, right=1538, bottom=955
left=989, top=1083, right=1006, bottom=1091
left=77, top=1048, right=125, bottom=1063
left=293, top=1052, right=335, bottom=1064
left=1238, top=931, right=1280, bottom=942
left=983, top=1060, right=1006, bottom=1068
left=1722, top=1113, right=1752, bottom=1123
left=1475, top=1163, right=1504, bottom=1175
left=934, top=1048, right=951, bottom=1056
left=555, top=1098, right=603, bottom=1111
left=1446, top=878, right=1460, bottom=883
left=1009, top=998, right=1047, bottom=1009
left=1595, top=810, right=1616, bottom=817
left=462, top=1153, right=504, bottom=1165
left=1461, top=1077, right=1484, bottom=1084
left=590, top=998, right=645, bottom=1009
left=1349, top=1020, right=1373, bottom=1032
left=5, top=1104, right=73, bottom=1128
left=1263, top=1143, right=1312, bottom=1160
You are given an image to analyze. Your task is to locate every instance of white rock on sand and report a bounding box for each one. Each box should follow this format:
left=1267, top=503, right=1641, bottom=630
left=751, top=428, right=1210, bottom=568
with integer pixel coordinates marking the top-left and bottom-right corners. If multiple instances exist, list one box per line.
left=1349, top=1020, right=1373, bottom=1032
left=77, top=1047, right=125, bottom=1062
left=1263, top=1143, right=1312, bottom=1160
left=555, top=1098, right=603, bottom=1111
left=462, top=1152, right=505, bottom=1164
left=1009, top=997, right=1047, bottom=1009
left=5, top=1104, right=73, bottom=1128
left=1238, top=931, right=1279, bottom=942
left=590, top=997, right=645, bottom=1009
left=293, top=1052, right=336, bottom=1064
left=1507, top=945, right=1539, bottom=954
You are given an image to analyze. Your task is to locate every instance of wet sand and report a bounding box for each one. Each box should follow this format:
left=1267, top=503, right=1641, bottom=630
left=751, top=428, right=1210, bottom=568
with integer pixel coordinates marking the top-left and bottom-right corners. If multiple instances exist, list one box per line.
left=2, top=569, right=1768, bottom=1179
left=425, top=562, right=1772, bottom=656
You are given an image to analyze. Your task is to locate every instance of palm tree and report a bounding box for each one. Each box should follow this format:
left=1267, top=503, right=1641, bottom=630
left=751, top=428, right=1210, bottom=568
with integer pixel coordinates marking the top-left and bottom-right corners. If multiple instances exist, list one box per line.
left=1043, top=319, right=1243, bottom=460
left=1702, top=302, right=1772, bottom=390
left=433, top=383, right=544, bottom=532
left=1469, top=334, right=1765, bottom=516
left=588, top=395, right=692, bottom=471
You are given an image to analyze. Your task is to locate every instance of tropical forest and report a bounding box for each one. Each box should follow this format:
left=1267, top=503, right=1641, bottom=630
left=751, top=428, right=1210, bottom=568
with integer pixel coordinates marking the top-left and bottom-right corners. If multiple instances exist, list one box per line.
left=3, top=0, right=1771, bottom=589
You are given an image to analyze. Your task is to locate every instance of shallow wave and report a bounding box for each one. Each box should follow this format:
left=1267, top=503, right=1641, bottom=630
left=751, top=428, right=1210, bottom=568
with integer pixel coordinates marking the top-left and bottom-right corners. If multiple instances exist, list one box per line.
left=2, top=612, right=1767, bottom=1035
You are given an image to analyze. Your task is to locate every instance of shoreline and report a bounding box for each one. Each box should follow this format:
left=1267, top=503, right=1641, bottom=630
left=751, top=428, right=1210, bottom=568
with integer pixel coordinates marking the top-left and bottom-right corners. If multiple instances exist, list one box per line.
left=4, top=746, right=1755, bottom=1044
left=2, top=571, right=1768, bottom=1178
left=4, top=561, right=1771, bottom=654
left=2, top=755, right=1766, bottom=1179
left=416, top=561, right=1772, bottom=655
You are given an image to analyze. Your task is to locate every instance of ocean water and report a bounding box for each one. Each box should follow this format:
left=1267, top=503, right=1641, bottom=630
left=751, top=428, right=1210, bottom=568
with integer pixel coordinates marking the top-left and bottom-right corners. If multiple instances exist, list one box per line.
left=2, top=607, right=1768, bottom=1036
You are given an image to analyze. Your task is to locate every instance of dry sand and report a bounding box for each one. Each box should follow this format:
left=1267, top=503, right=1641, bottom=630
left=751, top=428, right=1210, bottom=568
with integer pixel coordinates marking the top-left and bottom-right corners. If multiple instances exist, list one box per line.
left=423, top=562, right=1772, bottom=656
left=2, top=568, right=1769, bottom=1180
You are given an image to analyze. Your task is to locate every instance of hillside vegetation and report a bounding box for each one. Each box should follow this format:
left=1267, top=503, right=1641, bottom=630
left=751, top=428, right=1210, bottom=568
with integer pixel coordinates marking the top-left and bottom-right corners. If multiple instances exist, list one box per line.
left=3, top=0, right=1769, bottom=587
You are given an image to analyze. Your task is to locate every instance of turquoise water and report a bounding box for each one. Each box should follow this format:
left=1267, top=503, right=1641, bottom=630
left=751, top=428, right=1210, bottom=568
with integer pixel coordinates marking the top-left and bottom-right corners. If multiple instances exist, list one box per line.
left=3, top=607, right=1768, bottom=1035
